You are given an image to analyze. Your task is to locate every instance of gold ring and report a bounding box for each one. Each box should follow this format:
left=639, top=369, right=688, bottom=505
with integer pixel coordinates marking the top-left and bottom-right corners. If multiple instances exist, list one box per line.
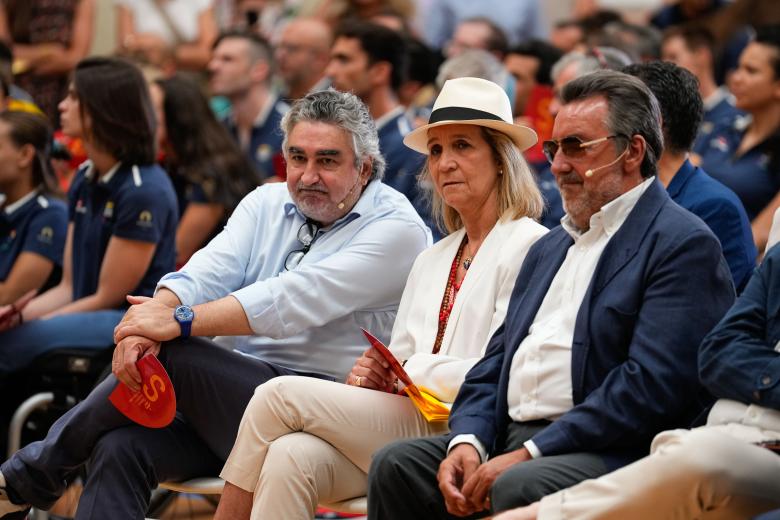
left=356, top=376, right=362, bottom=387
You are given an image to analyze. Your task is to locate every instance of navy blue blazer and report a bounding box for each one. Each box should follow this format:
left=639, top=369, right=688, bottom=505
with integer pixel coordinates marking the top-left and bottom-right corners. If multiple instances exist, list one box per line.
left=667, top=159, right=756, bottom=292
left=699, top=243, right=780, bottom=409
left=448, top=180, right=736, bottom=468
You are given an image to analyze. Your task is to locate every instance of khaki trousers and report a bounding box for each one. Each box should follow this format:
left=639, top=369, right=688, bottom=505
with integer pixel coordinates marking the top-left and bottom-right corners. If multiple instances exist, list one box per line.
left=538, top=424, right=780, bottom=519
left=220, top=375, right=448, bottom=520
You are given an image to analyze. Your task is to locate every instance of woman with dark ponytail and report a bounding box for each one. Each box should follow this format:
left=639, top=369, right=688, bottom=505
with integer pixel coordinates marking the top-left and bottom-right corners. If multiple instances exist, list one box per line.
left=0, top=57, right=178, bottom=381
left=0, top=110, right=66, bottom=305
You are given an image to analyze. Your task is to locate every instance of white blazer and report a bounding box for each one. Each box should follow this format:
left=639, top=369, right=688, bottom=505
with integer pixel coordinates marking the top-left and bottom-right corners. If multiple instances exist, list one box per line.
left=390, top=216, right=547, bottom=403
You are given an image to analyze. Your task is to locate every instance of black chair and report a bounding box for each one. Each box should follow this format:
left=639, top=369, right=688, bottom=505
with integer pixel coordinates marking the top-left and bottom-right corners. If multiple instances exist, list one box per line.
left=6, top=346, right=113, bottom=458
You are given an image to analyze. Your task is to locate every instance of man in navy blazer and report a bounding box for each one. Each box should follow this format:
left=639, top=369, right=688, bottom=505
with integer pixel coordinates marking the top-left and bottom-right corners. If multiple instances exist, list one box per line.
left=499, top=243, right=780, bottom=520
left=367, top=70, right=736, bottom=519
left=623, top=61, right=756, bottom=292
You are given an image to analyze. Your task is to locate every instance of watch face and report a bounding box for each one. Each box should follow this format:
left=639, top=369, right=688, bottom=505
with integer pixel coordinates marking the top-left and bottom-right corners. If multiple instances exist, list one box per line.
left=175, top=305, right=194, bottom=322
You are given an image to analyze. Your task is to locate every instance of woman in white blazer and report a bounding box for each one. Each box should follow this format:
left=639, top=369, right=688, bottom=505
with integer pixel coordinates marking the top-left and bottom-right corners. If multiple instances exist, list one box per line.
left=214, top=77, right=550, bottom=520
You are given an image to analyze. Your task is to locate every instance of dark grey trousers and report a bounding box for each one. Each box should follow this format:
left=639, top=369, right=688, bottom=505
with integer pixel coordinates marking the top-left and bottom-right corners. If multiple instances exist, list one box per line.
left=1, top=337, right=331, bottom=520
left=367, top=421, right=609, bottom=519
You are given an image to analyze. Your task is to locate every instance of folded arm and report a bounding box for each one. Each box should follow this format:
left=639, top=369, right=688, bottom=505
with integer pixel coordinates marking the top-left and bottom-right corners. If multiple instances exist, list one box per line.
left=699, top=244, right=780, bottom=409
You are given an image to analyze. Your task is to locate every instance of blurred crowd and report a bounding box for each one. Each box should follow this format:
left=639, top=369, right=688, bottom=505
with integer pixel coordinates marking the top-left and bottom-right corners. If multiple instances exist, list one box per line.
left=1, top=0, right=778, bottom=252
left=0, top=1, right=780, bottom=519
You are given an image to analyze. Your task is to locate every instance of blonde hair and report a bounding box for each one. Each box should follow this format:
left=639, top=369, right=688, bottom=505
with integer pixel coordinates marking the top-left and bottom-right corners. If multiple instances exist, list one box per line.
left=421, top=127, right=544, bottom=234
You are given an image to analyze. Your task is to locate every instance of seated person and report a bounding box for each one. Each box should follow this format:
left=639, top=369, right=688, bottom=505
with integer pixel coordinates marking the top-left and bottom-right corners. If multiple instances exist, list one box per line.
left=212, top=77, right=549, bottom=520
left=0, top=88, right=430, bottom=519
left=660, top=25, right=743, bottom=149
left=0, top=111, right=66, bottom=305
left=623, top=61, right=756, bottom=292
left=327, top=22, right=427, bottom=225
left=501, top=243, right=780, bottom=520
left=693, top=26, right=780, bottom=251
left=209, top=31, right=289, bottom=181
left=115, top=0, right=217, bottom=72
left=150, top=75, right=261, bottom=267
left=367, top=70, right=736, bottom=519
left=0, top=0, right=95, bottom=125
left=0, top=57, right=178, bottom=379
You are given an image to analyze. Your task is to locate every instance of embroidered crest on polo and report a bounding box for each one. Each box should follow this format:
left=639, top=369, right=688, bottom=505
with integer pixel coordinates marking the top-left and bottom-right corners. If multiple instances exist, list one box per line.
left=136, top=210, right=153, bottom=227
left=37, top=226, right=54, bottom=244
left=403, top=76, right=538, bottom=155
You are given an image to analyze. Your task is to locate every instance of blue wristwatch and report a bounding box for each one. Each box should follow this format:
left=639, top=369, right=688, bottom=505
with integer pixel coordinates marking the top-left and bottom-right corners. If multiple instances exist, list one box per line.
left=173, top=305, right=195, bottom=338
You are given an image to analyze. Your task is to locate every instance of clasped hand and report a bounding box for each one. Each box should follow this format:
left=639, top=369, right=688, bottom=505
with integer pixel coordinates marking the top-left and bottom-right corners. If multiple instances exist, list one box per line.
left=114, top=295, right=179, bottom=344
left=111, top=295, right=177, bottom=391
left=0, top=289, right=36, bottom=333
left=345, top=346, right=396, bottom=392
left=438, top=444, right=531, bottom=516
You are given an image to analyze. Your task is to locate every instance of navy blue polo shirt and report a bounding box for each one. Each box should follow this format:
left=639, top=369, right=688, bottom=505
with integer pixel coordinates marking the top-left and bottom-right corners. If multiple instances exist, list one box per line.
left=0, top=191, right=67, bottom=283
left=67, top=162, right=178, bottom=301
left=693, top=89, right=743, bottom=152
left=377, top=108, right=425, bottom=199
left=694, top=114, right=780, bottom=220
left=223, top=93, right=289, bottom=180
left=667, top=159, right=757, bottom=292
left=376, top=108, right=431, bottom=233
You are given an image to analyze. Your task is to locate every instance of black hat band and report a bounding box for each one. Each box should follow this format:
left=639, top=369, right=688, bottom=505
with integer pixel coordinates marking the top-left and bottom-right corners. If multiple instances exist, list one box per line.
left=428, top=106, right=504, bottom=125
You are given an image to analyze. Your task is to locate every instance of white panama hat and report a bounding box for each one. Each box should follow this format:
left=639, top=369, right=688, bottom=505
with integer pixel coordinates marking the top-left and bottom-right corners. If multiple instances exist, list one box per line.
left=403, top=76, right=537, bottom=155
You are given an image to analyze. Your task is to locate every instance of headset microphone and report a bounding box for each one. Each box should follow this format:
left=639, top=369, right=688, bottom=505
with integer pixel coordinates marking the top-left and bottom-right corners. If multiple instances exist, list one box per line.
left=337, top=177, right=365, bottom=210
left=584, top=148, right=629, bottom=178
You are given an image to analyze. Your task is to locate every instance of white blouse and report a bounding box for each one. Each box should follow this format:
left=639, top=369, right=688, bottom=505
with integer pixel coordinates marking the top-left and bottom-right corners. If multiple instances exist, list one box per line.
left=390, top=216, right=548, bottom=403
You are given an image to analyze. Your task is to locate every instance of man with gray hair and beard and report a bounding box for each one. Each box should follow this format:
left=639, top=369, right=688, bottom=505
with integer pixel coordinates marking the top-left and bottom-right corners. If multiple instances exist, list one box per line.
left=0, top=89, right=430, bottom=519
left=367, top=70, right=735, bottom=519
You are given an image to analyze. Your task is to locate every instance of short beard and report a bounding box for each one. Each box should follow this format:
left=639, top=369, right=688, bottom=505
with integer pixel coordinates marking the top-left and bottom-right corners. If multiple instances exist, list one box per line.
left=561, top=176, right=623, bottom=232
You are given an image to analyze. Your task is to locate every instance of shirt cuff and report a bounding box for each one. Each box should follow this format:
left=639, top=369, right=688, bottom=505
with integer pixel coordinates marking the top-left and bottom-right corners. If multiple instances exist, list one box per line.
left=156, top=272, right=196, bottom=305
left=447, top=434, right=488, bottom=463
left=523, top=439, right=542, bottom=459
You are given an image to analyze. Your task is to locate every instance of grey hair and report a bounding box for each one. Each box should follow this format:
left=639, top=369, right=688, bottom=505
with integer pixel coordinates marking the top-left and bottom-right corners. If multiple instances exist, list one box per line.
left=280, top=88, right=386, bottom=180
left=436, top=49, right=510, bottom=90
left=550, top=46, right=633, bottom=83
left=561, top=70, right=663, bottom=179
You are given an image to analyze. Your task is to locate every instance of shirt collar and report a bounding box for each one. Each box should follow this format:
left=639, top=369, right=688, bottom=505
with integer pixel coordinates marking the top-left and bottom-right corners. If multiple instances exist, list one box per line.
left=254, top=91, right=280, bottom=128
left=374, top=106, right=405, bottom=132
left=561, top=176, right=655, bottom=239
left=734, top=113, right=752, bottom=132
left=3, top=188, right=38, bottom=215
left=703, top=86, right=732, bottom=112
left=83, top=160, right=123, bottom=184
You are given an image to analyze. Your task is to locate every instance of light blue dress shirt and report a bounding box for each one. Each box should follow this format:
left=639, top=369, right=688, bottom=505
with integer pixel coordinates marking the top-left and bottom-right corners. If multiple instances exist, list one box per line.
left=157, top=181, right=432, bottom=380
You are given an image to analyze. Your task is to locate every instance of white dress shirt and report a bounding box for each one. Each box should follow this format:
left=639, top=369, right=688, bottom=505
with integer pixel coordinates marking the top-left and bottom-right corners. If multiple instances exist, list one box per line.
left=157, top=181, right=431, bottom=380
left=450, top=177, right=654, bottom=461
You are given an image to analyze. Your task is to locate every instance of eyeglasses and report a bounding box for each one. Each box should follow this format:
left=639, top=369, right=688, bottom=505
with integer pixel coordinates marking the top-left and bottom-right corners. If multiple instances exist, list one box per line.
left=542, top=134, right=627, bottom=163
left=284, top=220, right=321, bottom=271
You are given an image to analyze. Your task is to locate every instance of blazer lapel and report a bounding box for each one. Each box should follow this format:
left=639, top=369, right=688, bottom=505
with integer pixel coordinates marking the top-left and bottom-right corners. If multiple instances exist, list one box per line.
left=588, top=180, right=668, bottom=299
left=503, top=229, right=573, bottom=358
left=570, top=180, right=669, bottom=401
